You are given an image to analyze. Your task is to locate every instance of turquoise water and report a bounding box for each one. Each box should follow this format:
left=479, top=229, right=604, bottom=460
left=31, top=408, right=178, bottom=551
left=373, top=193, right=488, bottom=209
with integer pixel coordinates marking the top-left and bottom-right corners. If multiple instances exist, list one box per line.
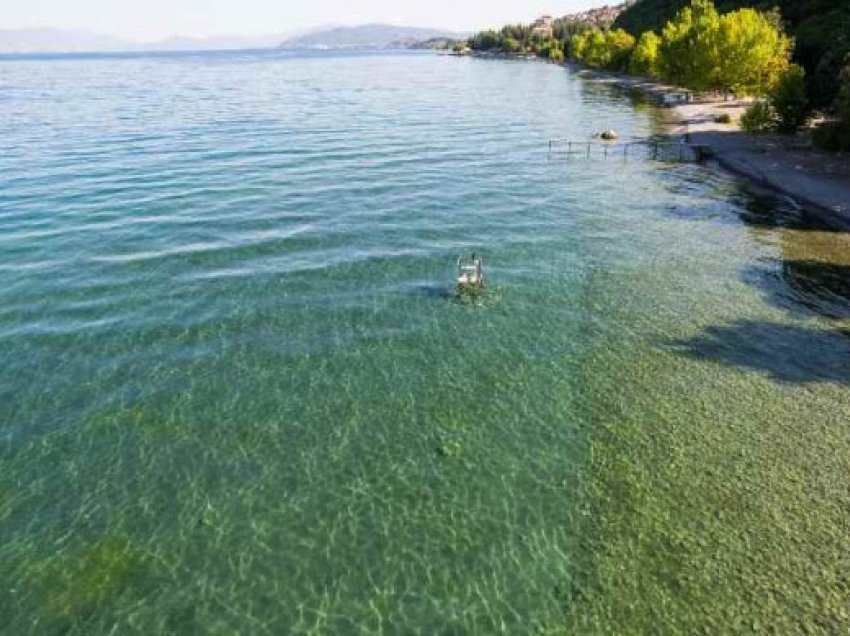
left=2, top=50, right=850, bottom=633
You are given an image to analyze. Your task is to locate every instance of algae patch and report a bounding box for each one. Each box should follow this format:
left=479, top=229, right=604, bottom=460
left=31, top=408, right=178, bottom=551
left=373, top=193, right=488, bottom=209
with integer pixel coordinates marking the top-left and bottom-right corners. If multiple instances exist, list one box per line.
left=31, top=537, right=152, bottom=623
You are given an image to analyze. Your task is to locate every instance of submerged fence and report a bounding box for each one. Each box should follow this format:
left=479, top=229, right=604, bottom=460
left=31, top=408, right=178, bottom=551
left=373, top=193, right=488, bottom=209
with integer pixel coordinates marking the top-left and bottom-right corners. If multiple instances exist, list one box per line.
left=548, top=139, right=702, bottom=163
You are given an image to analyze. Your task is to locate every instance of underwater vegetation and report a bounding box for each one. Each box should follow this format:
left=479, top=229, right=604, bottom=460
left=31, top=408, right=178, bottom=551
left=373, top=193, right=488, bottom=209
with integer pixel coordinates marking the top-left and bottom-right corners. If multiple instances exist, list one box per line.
left=10, top=538, right=153, bottom=633
left=563, top=318, right=850, bottom=633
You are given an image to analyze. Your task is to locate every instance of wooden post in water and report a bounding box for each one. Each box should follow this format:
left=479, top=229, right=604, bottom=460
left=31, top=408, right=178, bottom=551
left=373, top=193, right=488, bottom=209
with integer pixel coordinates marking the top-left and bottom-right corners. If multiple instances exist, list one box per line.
left=587, top=142, right=591, bottom=158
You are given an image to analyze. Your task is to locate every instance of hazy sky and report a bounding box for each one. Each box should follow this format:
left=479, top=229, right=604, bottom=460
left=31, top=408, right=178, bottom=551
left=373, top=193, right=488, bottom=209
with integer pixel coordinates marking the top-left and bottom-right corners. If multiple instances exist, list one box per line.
left=1, top=1, right=606, bottom=40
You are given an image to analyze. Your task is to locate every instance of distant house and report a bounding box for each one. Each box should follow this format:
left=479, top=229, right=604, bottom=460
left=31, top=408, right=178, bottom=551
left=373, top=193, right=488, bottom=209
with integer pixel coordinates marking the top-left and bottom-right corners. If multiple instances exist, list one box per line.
left=532, top=15, right=554, bottom=39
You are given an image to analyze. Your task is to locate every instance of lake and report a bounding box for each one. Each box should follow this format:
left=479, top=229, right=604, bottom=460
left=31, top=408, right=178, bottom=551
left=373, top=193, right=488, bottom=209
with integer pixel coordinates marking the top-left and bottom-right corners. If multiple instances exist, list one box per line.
left=2, top=50, right=849, bottom=633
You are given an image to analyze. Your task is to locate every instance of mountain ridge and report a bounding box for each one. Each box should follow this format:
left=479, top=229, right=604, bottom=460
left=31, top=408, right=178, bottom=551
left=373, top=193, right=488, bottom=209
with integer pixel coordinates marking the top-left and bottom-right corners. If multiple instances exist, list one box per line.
left=0, top=24, right=465, bottom=55
left=0, top=27, right=297, bottom=54
left=277, top=24, right=467, bottom=50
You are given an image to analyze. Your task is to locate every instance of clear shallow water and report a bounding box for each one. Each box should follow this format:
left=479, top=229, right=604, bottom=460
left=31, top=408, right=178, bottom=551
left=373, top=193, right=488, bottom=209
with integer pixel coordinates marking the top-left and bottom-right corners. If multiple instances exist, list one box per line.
left=2, top=50, right=850, bottom=633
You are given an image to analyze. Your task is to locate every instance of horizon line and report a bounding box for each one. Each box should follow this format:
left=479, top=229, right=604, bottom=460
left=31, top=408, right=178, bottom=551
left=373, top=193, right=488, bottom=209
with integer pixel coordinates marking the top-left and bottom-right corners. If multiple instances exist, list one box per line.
left=0, top=22, right=483, bottom=45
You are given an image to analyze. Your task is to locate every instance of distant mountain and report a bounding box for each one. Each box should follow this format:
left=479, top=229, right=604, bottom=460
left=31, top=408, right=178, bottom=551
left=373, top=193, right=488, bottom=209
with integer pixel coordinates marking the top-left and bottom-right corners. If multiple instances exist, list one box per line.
left=142, top=33, right=291, bottom=51
left=0, top=24, right=465, bottom=55
left=0, top=28, right=296, bottom=54
left=0, top=28, right=128, bottom=53
left=277, top=24, right=467, bottom=50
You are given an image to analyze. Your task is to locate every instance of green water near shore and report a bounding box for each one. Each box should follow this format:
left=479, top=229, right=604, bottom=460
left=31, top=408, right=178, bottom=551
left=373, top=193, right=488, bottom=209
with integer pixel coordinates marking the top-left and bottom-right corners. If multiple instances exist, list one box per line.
left=2, top=50, right=849, bottom=633
left=566, top=223, right=850, bottom=633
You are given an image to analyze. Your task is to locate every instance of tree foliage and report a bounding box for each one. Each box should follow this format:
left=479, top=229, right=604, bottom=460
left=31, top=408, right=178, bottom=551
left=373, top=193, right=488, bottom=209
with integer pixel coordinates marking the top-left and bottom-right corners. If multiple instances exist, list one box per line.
left=658, top=0, right=722, bottom=91
left=539, top=40, right=565, bottom=62
left=470, top=30, right=500, bottom=51
left=649, top=0, right=791, bottom=95
left=629, top=31, right=662, bottom=76
left=503, top=37, right=521, bottom=54
left=569, top=29, right=636, bottom=71
left=716, top=8, right=791, bottom=96
left=615, top=0, right=850, bottom=108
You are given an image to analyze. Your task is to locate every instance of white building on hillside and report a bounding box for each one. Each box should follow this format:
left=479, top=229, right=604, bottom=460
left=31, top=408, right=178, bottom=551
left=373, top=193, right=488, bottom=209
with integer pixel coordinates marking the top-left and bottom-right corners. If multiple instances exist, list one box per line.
left=532, top=15, right=554, bottom=39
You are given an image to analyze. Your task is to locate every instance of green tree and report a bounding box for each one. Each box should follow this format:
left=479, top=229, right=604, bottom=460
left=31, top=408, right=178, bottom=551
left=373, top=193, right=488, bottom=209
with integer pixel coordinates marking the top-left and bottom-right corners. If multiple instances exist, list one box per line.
left=659, top=0, right=723, bottom=91
left=540, top=39, right=565, bottom=62
left=503, top=36, right=521, bottom=54
left=471, top=30, right=499, bottom=51
left=613, top=0, right=850, bottom=109
left=569, top=28, right=635, bottom=71
left=568, top=31, right=591, bottom=62
left=630, top=31, right=662, bottom=76
left=583, top=30, right=609, bottom=67
left=538, top=39, right=562, bottom=61
left=605, top=29, right=637, bottom=70
left=716, top=8, right=791, bottom=96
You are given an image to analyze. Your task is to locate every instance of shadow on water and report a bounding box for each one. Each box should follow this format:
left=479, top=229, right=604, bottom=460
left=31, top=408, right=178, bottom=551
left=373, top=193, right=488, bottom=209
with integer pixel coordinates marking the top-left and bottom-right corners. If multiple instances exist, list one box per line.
left=404, top=283, right=455, bottom=300
left=740, top=207, right=850, bottom=320
left=400, top=282, right=503, bottom=308
left=733, top=188, right=842, bottom=232
left=661, top=166, right=849, bottom=234
left=670, top=320, right=850, bottom=385
left=744, top=260, right=850, bottom=321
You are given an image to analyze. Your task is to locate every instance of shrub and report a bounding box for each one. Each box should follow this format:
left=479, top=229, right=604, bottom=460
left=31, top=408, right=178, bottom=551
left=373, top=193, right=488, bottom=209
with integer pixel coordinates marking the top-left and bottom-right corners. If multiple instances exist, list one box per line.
left=740, top=101, right=776, bottom=133
left=771, top=65, right=810, bottom=132
left=714, top=113, right=733, bottom=124
left=539, top=39, right=564, bottom=62
left=812, top=122, right=850, bottom=151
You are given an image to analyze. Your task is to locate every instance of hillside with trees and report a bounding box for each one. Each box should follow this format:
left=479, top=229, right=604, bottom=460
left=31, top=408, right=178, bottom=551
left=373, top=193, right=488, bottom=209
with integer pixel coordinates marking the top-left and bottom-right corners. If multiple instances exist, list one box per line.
left=468, top=4, right=631, bottom=62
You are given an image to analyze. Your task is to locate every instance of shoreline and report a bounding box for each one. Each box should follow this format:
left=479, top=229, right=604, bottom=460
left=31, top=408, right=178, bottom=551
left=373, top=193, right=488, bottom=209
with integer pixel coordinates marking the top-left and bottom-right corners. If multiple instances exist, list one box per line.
left=563, top=62, right=850, bottom=230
